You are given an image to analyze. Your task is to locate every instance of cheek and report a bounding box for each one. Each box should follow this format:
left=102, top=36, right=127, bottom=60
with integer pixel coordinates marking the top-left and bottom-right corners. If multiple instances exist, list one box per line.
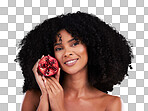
left=54, top=52, right=63, bottom=63
left=54, top=52, right=59, bottom=60
left=78, top=46, right=87, bottom=56
left=54, top=52, right=64, bottom=68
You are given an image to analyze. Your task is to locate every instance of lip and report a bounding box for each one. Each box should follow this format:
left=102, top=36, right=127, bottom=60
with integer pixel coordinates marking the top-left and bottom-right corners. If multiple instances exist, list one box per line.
left=64, top=58, right=79, bottom=66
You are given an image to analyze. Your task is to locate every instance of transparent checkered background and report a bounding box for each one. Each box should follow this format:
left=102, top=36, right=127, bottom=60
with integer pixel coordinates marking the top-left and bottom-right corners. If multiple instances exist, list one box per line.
left=0, top=0, right=148, bottom=111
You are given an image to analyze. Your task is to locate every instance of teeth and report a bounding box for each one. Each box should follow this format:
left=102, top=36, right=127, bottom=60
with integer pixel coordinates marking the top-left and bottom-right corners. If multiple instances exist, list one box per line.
left=65, top=60, right=77, bottom=64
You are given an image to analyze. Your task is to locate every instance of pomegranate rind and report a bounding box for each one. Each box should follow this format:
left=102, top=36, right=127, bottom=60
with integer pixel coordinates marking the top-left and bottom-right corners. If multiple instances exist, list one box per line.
left=38, top=55, right=59, bottom=77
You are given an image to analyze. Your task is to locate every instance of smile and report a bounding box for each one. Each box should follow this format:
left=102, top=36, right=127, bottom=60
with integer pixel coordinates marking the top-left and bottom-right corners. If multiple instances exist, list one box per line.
left=64, top=58, right=79, bottom=66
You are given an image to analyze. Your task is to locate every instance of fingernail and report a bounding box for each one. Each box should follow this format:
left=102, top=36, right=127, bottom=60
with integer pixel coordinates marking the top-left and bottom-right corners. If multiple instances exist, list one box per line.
left=43, top=78, right=46, bottom=83
left=42, top=76, right=45, bottom=79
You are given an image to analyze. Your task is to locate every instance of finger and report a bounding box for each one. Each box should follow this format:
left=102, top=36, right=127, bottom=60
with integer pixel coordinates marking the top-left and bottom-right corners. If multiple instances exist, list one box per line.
left=41, top=55, right=44, bottom=59
left=43, top=77, right=57, bottom=94
left=48, top=77, right=62, bottom=90
left=40, top=76, right=46, bottom=90
left=33, top=59, right=40, bottom=77
left=33, top=60, right=47, bottom=93
left=46, top=77, right=59, bottom=92
left=34, top=55, right=44, bottom=75
left=43, top=77, right=52, bottom=94
left=55, top=68, right=61, bottom=82
left=33, top=55, right=43, bottom=73
left=50, top=77, right=63, bottom=91
left=33, top=59, right=40, bottom=70
left=35, top=55, right=44, bottom=75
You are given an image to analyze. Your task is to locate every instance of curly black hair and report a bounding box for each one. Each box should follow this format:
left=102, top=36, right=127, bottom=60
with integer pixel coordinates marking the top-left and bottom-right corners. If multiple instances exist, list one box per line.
left=15, top=11, right=133, bottom=93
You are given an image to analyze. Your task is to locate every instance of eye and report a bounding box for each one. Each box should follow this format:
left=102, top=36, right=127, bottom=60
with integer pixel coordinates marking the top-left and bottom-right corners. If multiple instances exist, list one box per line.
left=72, top=41, right=79, bottom=46
left=55, top=47, right=63, bottom=51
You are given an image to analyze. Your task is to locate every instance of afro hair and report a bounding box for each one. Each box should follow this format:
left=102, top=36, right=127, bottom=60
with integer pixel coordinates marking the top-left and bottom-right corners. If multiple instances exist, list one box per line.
left=15, top=11, right=134, bottom=93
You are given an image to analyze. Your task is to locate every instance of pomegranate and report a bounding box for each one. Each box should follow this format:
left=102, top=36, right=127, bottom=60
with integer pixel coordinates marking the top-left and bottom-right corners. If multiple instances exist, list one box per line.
left=38, top=55, right=59, bottom=77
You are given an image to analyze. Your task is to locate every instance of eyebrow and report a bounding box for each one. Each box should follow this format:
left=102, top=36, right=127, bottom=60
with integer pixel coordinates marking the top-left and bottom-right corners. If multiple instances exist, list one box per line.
left=54, top=38, right=78, bottom=46
left=68, top=38, right=78, bottom=43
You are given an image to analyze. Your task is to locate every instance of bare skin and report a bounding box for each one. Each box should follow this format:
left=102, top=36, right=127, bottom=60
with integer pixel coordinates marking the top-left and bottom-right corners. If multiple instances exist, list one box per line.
left=21, top=29, right=122, bottom=111
left=22, top=89, right=121, bottom=111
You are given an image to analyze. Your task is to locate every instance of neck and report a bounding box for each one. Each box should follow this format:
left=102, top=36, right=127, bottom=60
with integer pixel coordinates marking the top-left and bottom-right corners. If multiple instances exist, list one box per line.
left=62, top=67, right=92, bottom=99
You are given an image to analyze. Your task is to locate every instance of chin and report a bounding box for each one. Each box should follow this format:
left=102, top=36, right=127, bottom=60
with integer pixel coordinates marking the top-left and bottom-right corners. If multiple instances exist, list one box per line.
left=62, top=65, right=87, bottom=75
left=62, top=68, right=79, bottom=75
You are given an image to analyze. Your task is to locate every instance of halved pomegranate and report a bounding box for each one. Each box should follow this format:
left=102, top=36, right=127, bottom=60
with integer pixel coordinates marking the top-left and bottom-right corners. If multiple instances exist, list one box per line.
left=38, top=55, right=59, bottom=77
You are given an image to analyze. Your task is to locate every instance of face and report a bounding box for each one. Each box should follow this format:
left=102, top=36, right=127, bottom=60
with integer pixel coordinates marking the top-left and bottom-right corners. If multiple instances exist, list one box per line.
left=54, top=29, right=88, bottom=75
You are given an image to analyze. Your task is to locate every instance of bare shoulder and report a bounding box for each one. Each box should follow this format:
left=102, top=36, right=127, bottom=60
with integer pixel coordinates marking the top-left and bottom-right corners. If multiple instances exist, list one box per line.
left=92, top=90, right=122, bottom=111
left=104, top=94, right=122, bottom=111
left=21, top=89, right=41, bottom=111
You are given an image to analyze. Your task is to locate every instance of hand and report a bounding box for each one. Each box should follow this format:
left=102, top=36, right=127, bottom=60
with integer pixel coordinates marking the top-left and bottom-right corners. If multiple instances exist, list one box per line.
left=43, top=68, right=65, bottom=111
left=32, top=55, right=47, bottom=94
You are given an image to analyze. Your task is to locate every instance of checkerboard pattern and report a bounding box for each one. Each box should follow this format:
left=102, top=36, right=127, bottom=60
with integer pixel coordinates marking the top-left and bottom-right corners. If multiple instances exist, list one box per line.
left=0, top=0, right=147, bottom=110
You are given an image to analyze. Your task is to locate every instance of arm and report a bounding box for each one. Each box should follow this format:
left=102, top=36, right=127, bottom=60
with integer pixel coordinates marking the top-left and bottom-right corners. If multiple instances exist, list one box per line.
left=21, top=89, right=50, bottom=111
left=43, top=77, right=65, bottom=111
left=42, top=69, right=66, bottom=111
left=21, top=90, right=41, bottom=111
left=31, top=57, right=50, bottom=111
left=32, top=57, right=65, bottom=111
left=106, top=96, right=122, bottom=111
left=36, top=92, right=49, bottom=111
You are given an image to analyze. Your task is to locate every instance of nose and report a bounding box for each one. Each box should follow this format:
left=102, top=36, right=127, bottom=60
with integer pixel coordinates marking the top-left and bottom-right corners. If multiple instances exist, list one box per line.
left=64, top=48, right=73, bottom=57
left=64, top=53, right=72, bottom=57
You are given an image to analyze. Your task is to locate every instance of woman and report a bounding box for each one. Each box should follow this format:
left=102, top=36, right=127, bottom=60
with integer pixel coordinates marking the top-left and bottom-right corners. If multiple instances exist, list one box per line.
left=15, top=11, right=133, bottom=111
